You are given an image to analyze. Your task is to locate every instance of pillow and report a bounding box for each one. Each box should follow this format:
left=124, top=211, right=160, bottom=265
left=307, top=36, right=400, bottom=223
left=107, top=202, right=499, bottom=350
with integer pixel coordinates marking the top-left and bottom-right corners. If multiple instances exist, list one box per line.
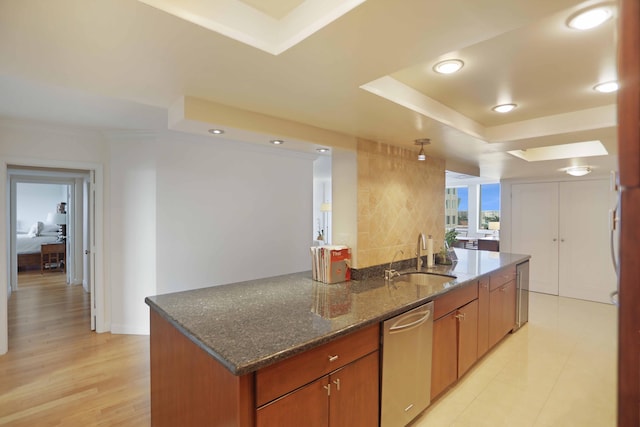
left=26, top=221, right=44, bottom=237
left=41, top=223, right=59, bottom=233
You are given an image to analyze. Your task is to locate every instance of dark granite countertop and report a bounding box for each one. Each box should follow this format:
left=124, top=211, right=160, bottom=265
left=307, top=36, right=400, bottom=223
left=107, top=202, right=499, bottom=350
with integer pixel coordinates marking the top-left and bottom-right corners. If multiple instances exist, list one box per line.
left=145, top=249, right=529, bottom=376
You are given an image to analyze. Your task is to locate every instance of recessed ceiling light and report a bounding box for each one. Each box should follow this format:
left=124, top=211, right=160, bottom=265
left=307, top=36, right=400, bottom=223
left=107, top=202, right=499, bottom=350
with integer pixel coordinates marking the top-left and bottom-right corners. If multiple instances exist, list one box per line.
left=492, top=103, right=517, bottom=113
left=270, top=139, right=285, bottom=145
left=593, top=81, right=619, bottom=93
left=208, top=129, right=224, bottom=135
left=567, top=6, right=612, bottom=30
left=566, top=166, right=592, bottom=176
left=433, top=59, right=464, bottom=74
left=316, top=148, right=330, bottom=153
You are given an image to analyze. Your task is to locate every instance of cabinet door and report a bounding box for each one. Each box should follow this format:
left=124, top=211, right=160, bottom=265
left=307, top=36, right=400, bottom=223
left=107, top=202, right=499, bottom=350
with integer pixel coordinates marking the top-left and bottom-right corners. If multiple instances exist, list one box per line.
left=489, top=281, right=517, bottom=349
left=488, top=288, right=503, bottom=349
left=329, top=352, right=379, bottom=427
left=431, top=312, right=457, bottom=399
left=477, top=277, right=490, bottom=357
left=256, top=377, right=329, bottom=427
left=457, top=300, right=478, bottom=378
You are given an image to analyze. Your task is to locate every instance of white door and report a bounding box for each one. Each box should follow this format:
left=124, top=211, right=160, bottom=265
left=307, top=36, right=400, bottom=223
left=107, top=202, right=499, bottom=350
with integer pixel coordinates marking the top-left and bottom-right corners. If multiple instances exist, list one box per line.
left=511, top=183, right=559, bottom=295
left=558, top=180, right=617, bottom=303
left=89, top=170, right=96, bottom=331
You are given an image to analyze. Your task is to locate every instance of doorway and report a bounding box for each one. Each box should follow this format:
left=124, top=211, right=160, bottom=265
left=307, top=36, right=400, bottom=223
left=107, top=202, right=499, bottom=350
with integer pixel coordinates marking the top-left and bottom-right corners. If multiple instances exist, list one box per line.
left=9, top=169, right=88, bottom=291
left=1, top=159, right=104, bottom=355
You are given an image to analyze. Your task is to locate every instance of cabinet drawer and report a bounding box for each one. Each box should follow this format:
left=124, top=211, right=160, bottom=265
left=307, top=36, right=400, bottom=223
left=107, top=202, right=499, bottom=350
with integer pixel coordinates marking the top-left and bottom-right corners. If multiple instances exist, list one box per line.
left=256, top=323, right=379, bottom=407
left=433, top=283, right=478, bottom=320
left=489, top=266, right=516, bottom=291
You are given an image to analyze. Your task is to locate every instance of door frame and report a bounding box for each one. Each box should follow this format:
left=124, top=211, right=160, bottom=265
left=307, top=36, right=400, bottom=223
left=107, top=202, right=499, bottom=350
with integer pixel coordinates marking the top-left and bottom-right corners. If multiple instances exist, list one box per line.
left=1, top=157, right=105, bottom=355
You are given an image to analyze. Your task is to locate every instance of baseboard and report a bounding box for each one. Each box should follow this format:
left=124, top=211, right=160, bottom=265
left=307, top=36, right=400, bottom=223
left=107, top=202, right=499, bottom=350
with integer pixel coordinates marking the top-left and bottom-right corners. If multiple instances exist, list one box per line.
left=110, top=323, right=150, bottom=336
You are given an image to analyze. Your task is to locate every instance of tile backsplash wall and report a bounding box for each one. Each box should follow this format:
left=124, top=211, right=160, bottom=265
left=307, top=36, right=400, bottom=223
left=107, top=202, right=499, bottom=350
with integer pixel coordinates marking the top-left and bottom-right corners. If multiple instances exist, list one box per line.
left=357, top=140, right=445, bottom=269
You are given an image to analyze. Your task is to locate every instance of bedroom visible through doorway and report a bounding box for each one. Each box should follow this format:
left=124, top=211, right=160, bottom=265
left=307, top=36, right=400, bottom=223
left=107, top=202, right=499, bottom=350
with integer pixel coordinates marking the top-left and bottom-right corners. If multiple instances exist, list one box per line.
left=7, top=166, right=94, bottom=333
left=16, top=182, right=70, bottom=281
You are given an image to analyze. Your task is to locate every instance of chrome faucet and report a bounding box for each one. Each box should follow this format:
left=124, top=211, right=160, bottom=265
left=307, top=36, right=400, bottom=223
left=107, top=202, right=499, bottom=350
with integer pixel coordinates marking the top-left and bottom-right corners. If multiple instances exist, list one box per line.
left=416, top=233, right=426, bottom=271
left=384, top=250, right=404, bottom=281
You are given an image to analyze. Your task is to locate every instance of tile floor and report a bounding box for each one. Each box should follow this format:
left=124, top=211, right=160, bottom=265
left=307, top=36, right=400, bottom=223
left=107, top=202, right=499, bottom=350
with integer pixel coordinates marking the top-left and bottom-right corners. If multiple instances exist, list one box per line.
left=413, top=292, right=617, bottom=427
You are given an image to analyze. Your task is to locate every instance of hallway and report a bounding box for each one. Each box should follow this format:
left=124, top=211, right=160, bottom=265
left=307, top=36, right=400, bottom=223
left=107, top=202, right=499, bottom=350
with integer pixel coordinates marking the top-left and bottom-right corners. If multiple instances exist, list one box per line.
left=0, top=272, right=150, bottom=426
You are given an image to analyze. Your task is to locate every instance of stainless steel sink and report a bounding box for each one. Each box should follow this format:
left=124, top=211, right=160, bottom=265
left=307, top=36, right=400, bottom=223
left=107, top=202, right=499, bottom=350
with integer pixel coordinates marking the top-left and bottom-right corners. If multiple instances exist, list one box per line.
left=396, top=272, right=455, bottom=287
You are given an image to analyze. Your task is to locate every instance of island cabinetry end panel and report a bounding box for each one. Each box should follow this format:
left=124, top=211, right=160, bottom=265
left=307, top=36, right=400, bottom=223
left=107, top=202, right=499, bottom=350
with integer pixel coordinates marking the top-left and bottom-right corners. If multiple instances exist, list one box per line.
left=150, top=310, right=254, bottom=427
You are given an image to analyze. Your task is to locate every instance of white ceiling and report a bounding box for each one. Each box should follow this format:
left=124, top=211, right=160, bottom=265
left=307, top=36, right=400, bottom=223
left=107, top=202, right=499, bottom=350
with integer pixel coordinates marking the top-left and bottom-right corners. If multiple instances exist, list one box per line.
left=0, top=0, right=618, bottom=180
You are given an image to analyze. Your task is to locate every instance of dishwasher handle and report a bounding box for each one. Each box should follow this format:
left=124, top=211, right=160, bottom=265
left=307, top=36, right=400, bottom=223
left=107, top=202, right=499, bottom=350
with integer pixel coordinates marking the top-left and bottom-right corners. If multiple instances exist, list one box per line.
left=389, top=308, right=432, bottom=333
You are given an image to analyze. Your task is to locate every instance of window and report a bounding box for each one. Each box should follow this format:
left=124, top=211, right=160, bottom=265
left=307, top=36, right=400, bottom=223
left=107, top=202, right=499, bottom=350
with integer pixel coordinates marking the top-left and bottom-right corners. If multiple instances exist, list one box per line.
left=479, top=183, right=500, bottom=230
left=444, top=186, right=468, bottom=230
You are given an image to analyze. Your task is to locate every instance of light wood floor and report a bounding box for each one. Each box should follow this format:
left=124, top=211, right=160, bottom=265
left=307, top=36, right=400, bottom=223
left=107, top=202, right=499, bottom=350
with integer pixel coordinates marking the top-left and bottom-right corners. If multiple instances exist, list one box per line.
left=0, top=272, right=150, bottom=426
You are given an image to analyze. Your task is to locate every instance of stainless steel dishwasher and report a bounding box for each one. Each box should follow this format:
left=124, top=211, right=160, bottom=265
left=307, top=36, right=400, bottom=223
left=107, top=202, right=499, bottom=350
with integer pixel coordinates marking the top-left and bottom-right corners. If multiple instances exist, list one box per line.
left=381, top=301, right=434, bottom=427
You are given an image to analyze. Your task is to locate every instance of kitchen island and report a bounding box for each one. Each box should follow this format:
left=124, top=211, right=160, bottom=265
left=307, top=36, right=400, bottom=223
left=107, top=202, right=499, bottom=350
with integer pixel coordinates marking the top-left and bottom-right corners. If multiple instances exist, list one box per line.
left=146, top=249, right=529, bottom=426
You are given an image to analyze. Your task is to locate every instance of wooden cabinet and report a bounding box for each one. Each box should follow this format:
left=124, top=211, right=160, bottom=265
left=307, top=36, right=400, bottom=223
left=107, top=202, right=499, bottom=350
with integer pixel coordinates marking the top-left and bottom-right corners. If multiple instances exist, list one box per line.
left=256, top=352, right=379, bottom=427
left=329, top=351, right=379, bottom=427
left=488, top=280, right=516, bottom=349
left=617, top=1, right=640, bottom=423
left=477, top=276, right=490, bottom=357
left=457, top=300, right=478, bottom=378
left=256, top=325, right=379, bottom=427
left=431, top=284, right=479, bottom=399
left=431, top=311, right=457, bottom=398
left=256, top=377, right=328, bottom=427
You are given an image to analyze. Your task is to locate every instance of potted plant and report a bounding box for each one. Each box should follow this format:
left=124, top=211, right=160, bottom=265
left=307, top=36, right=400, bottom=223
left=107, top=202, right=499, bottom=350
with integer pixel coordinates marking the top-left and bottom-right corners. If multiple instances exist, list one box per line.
left=435, top=247, right=451, bottom=265
left=444, top=228, right=458, bottom=248
left=436, top=229, right=459, bottom=265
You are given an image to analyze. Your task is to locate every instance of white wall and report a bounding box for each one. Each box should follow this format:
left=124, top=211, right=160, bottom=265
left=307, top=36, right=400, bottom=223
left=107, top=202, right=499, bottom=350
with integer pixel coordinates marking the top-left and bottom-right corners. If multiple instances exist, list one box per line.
left=1, top=119, right=316, bottom=352
left=16, top=182, right=67, bottom=231
left=331, top=147, right=358, bottom=265
left=154, top=133, right=313, bottom=294
left=313, top=155, right=331, bottom=242
left=108, top=134, right=157, bottom=334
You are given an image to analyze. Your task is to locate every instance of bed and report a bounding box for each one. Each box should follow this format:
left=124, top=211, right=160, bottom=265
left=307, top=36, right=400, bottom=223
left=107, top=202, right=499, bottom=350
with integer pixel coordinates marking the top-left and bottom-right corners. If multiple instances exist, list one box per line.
left=17, top=222, right=60, bottom=271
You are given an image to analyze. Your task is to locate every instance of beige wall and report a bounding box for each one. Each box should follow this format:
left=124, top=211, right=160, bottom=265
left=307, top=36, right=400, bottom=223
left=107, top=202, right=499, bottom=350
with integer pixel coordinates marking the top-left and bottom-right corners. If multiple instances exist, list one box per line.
left=357, top=139, right=445, bottom=268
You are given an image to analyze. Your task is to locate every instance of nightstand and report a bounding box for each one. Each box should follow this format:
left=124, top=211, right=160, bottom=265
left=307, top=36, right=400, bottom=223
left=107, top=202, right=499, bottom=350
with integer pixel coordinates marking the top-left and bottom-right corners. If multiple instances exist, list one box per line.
left=41, top=242, right=66, bottom=273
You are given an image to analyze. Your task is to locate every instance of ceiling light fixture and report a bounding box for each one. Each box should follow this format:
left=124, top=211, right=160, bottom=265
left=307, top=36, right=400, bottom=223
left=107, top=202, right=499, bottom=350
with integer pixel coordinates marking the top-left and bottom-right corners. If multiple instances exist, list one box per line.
left=270, top=139, right=285, bottom=145
left=567, top=6, right=612, bottom=30
left=415, top=138, right=430, bottom=161
left=208, top=129, right=224, bottom=135
left=492, top=103, right=517, bottom=113
left=433, top=59, right=464, bottom=74
left=593, top=81, right=619, bottom=93
left=566, top=166, right=592, bottom=176
left=316, top=148, right=330, bottom=153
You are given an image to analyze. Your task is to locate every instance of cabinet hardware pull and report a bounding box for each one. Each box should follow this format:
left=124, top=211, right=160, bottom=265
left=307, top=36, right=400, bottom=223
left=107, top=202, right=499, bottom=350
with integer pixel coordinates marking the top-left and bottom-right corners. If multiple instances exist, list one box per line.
left=333, top=378, right=341, bottom=391
left=328, top=355, right=339, bottom=362
left=404, top=403, right=414, bottom=412
left=454, top=313, right=465, bottom=320
left=324, top=384, right=331, bottom=396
